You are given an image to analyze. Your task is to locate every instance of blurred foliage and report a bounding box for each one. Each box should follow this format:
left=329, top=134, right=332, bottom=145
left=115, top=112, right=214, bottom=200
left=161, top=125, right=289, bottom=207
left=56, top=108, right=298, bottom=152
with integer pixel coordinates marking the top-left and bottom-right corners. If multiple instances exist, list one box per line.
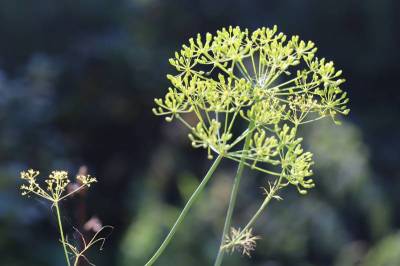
left=363, top=233, right=400, bottom=266
left=0, top=0, right=399, bottom=265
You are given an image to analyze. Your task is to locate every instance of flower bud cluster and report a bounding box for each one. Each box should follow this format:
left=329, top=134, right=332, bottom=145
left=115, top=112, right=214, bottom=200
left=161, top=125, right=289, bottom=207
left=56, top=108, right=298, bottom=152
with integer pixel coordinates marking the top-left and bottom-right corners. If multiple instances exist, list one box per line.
left=153, top=26, right=349, bottom=194
left=20, top=169, right=97, bottom=202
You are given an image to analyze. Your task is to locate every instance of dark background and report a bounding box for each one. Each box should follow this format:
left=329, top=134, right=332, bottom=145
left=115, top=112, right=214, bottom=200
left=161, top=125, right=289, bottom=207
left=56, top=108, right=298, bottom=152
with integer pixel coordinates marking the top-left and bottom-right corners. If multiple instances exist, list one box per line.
left=0, top=1, right=399, bottom=265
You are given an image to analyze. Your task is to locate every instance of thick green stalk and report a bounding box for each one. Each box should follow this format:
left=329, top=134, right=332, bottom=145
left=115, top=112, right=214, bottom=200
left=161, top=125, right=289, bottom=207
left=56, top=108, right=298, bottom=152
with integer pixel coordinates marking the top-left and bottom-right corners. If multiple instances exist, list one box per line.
left=214, top=122, right=254, bottom=266
left=54, top=202, right=71, bottom=266
left=145, top=154, right=224, bottom=266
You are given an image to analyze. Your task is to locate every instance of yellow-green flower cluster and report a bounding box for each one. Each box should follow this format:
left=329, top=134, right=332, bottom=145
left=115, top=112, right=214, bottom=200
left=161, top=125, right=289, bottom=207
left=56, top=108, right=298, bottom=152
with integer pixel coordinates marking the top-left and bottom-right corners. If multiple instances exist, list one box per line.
left=20, top=169, right=97, bottom=202
left=153, top=26, right=349, bottom=194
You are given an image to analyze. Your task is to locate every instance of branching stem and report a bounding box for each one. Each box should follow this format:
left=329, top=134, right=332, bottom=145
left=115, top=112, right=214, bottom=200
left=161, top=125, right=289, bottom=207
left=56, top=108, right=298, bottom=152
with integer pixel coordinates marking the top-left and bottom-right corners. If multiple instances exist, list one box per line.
left=243, top=178, right=282, bottom=232
left=214, top=122, right=254, bottom=266
left=221, top=176, right=283, bottom=253
left=145, top=154, right=224, bottom=266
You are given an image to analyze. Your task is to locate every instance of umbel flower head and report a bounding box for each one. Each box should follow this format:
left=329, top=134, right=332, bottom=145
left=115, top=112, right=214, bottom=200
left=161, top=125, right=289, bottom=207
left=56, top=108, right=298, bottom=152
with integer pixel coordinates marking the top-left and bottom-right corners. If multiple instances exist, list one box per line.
left=20, top=169, right=97, bottom=202
left=153, top=25, right=349, bottom=194
left=222, top=227, right=260, bottom=257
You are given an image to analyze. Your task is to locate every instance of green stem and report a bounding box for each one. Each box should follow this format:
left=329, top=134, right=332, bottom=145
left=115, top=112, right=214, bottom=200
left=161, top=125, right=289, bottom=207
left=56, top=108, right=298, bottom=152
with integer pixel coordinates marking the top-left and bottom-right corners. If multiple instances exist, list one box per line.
left=242, top=182, right=280, bottom=232
left=145, top=154, right=224, bottom=266
left=55, top=202, right=71, bottom=266
left=221, top=177, right=283, bottom=252
left=214, top=122, right=254, bottom=266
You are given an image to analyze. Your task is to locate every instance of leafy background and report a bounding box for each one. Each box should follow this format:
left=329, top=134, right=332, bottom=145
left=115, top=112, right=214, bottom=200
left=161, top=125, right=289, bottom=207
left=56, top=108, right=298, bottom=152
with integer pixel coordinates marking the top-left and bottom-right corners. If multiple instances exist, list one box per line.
left=0, top=0, right=399, bottom=265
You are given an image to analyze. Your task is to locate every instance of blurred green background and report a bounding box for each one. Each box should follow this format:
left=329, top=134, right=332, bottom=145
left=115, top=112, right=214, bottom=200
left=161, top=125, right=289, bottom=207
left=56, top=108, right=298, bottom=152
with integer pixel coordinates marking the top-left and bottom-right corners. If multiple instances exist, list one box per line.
left=0, top=0, right=399, bottom=265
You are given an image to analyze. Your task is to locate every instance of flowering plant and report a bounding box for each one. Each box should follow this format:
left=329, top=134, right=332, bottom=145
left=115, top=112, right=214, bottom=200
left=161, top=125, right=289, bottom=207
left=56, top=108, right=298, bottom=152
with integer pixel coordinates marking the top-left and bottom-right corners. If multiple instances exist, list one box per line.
left=149, top=25, right=349, bottom=265
left=19, top=169, right=110, bottom=266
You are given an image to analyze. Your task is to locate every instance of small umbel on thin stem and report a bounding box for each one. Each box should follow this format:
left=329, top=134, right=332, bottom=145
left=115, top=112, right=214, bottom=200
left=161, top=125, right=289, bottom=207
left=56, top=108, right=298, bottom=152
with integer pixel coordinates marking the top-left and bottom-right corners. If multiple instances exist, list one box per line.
left=19, top=169, right=98, bottom=266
